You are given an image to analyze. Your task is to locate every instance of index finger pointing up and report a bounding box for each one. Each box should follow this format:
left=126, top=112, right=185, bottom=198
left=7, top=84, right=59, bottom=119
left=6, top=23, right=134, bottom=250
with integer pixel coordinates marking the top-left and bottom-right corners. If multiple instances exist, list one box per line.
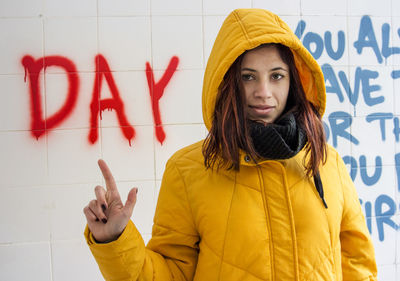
left=98, top=159, right=117, bottom=191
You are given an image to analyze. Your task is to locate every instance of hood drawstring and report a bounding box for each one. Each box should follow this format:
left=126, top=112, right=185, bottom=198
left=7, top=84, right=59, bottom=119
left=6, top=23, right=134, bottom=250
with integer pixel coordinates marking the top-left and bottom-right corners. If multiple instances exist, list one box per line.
left=314, top=171, right=328, bottom=208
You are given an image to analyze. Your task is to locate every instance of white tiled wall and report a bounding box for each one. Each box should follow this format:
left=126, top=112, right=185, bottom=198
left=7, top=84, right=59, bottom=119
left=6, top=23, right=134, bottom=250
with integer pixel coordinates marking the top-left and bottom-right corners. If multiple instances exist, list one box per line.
left=98, top=17, right=151, bottom=71
left=1, top=0, right=399, bottom=280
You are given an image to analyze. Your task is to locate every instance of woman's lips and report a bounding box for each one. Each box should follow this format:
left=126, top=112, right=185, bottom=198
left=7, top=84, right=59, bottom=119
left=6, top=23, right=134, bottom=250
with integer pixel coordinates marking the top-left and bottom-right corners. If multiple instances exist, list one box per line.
left=249, top=105, right=274, bottom=114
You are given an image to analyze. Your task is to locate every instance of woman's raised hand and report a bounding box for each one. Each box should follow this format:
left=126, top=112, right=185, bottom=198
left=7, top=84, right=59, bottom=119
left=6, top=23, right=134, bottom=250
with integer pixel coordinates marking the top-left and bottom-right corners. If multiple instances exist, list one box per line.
left=83, top=159, right=138, bottom=243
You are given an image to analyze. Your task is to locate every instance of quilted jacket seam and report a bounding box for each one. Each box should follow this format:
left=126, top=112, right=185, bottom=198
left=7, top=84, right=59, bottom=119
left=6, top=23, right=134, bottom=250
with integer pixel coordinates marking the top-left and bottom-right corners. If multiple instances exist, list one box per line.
left=278, top=164, right=299, bottom=280
left=201, top=239, right=221, bottom=259
left=153, top=222, right=199, bottom=238
left=171, top=160, right=199, bottom=236
left=301, top=250, right=333, bottom=280
left=336, top=152, right=362, bottom=226
left=217, top=172, right=237, bottom=281
left=174, top=155, right=263, bottom=193
left=232, top=11, right=251, bottom=44
left=202, top=240, right=268, bottom=281
left=256, top=166, right=275, bottom=281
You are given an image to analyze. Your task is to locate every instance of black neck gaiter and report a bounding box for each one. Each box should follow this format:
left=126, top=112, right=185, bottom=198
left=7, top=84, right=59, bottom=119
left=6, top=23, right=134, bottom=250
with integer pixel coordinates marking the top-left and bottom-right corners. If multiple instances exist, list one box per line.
left=247, top=113, right=328, bottom=208
left=248, top=112, right=307, bottom=160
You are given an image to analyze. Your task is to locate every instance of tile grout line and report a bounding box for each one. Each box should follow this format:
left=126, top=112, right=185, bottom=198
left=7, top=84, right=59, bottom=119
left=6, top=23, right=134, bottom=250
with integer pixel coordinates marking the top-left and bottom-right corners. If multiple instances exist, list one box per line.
left=42, top=1, right=50, bottom=182
left=44, top=0, right=54, bottom=269
left=201, top=0, right=206, bottom=68
left=49, top=236, right=55, bottom=281
left=346, top=0, right=355, bottom=161
left=149, top=0, right=158, bottom=207
left=299, top=0, right=302, bottom=18
left=390, top=0, right=399, bottom=268
left=96, top=0, right=105, bottom=171
left=44, top=4, right=55, bottom=281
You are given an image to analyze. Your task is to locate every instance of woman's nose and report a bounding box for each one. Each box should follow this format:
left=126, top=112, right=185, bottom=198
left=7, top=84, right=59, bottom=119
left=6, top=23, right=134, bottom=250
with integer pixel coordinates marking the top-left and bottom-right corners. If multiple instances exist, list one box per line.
left=255, top=80, right=272, bottom=98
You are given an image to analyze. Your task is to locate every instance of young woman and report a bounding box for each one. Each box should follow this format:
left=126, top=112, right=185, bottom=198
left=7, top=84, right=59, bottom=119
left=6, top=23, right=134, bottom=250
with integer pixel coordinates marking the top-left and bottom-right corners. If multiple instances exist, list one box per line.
left=83, top=9, right=377, bottom=281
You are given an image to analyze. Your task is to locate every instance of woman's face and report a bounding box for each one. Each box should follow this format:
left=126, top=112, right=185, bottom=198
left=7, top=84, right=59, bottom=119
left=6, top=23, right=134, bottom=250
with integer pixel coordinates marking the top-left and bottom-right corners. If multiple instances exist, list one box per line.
left=241, top=45, right=290, bottom=124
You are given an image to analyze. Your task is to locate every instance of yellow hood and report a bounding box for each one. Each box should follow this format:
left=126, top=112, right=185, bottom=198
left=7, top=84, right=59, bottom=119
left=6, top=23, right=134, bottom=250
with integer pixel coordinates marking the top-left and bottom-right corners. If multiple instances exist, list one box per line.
left=202, top=9, right=326, bottom=130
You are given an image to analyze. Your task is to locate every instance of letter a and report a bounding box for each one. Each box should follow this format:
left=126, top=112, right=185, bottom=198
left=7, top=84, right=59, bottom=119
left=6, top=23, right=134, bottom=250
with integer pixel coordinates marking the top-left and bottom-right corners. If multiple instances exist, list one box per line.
left=89, top=54, right=135, bottom=145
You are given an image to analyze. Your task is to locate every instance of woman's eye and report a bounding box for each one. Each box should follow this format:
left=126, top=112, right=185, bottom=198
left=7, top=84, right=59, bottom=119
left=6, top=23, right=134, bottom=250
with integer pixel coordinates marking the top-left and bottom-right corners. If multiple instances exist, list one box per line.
left=271, top=73, right=283, bottom=80
left=242, top=74, right=254, bottom=81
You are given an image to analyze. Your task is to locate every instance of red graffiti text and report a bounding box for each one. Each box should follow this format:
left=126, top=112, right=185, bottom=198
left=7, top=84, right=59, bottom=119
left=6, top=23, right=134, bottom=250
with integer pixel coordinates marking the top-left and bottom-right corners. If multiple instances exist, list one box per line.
left=22, top=54, right=179, bottom=145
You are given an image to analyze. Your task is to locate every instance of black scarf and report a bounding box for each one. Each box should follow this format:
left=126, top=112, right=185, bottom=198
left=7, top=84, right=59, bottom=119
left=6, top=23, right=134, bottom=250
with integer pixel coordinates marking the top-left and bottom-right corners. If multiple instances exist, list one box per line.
left=248, top=113, right=328, bottom=208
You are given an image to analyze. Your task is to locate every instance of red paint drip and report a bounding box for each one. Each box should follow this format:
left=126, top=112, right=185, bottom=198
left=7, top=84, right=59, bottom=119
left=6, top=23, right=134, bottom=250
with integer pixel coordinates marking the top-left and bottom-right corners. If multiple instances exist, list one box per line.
left=24, top=66, right=27, bottom=82
left=88, top=54, right=135, bottom=145
left=145, top=56, right=179, bottom=144
left=21, top=55, right=79, bottom=140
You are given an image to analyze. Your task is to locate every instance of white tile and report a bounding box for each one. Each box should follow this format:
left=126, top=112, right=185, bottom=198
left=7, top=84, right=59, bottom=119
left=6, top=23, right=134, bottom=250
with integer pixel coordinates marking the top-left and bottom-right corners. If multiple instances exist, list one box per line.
left=117, top=180, right=156, bottom=235
left=45, top=72, right=96, bottom=129
left=395, top=65, right=400, bottom=115
left=98, top=17, right=151, bottom=71
left=350, top=66, right=394, bottom=117
left=101, top=126, right=155, bottom=181
left=203, top=124, right=208, bottom=137
left=348, top=16, right=391, bottom=66
left=398, top=261, right=400, bottom=277
left=377, top=264, right=396, bottom=281
left=253, top=0, right=300, bottom=16
left=322, top=65, right=352, bottom=116
left=155, top=180, right=161, bottom=202
left=0, top=0, right=42, bottom=17
left=355, top=166, right=397, bottom=211
left=155, top=69, right=203, bottom=125
left=203, top=0, right=252, bottom=15
left=52, top=240, right=104, bottom=281
left=397, top=220, right=400, bottom=264
left=151, top=0, right=202, bottom=15
left=0, top=187, right=51, bottom=243
left=322, top=114, right=353, bottom=155
left=44, top=0, right=97, bottom=17
left=348, top=0, right=391, bottom=17
left=279, top=16, right=302, bottom=34
left=143, top=233, right=152, bottom=245
left=298, top=16, right=348, bottom=66
left=393, top=17, right=400, bottom=67
left=301, top=0, right=346, bottom=15
left=394, top=1, right=400, bottom=17
left=0, top=243, right=52, bottom=281
left=47, top=128, right=102, bottom=184
left=48, top=184, right=101, bottom=240
left=351, top=116, right=396, bottom=166
left=97, top=71, right=153, bottom=127
left=98, top=0, right=150, bottom=16
left=151, top=16, right=203, bottom=70
left=203, top=15, right=226, bottom=66
left=154, top=124, right=205, bottom=179
left=0, top=131, right=47, bottom=186
left=44, top=18, right=97, bottom=73
left=0, top=74, right=43, bottom=131
left=328, top=135, right=352, bottom=161
left=0, top=18, right=43, bottom=74
left=371, top=223, right=396, bottom=265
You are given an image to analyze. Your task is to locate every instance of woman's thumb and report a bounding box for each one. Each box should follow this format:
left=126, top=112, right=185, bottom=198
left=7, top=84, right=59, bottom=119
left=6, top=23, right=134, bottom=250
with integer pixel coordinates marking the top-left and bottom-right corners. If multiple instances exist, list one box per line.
left=124, top=187, right=138, bottom=216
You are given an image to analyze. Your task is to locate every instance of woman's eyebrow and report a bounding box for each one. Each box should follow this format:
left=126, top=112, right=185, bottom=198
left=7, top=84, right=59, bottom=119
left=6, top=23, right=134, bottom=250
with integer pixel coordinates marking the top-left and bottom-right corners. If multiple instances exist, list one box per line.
left=241, top=67, right=289, bottom=72
left=270, top=67, right=289, bottom=72
left=241, top=67, right=257, bottom=72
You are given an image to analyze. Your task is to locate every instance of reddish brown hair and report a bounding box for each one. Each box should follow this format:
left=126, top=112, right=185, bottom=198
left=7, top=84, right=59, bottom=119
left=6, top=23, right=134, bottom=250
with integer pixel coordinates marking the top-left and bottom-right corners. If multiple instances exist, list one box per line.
left=202, top=43, right=327, bottom=176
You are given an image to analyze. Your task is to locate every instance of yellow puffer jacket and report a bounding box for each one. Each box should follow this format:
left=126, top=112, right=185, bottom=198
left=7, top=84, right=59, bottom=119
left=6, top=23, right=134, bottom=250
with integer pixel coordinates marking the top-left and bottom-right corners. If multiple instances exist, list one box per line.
left=85, top=9, right=377, bottom=281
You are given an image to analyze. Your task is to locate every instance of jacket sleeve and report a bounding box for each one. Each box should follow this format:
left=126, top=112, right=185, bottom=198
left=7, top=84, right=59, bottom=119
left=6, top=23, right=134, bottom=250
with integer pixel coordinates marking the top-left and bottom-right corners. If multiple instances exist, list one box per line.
left=84, top=159, right=200, bottom=281
left=337, top=153, right=378, bottom=281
